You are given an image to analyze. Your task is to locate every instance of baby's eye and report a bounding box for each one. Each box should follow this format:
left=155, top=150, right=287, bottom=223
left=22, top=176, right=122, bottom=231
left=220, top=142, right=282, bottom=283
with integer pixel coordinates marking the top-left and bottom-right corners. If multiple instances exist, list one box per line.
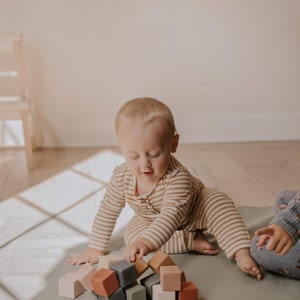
left=149, top=152, right=160, bottom=158
left=129, top=156, right=139, bottom=160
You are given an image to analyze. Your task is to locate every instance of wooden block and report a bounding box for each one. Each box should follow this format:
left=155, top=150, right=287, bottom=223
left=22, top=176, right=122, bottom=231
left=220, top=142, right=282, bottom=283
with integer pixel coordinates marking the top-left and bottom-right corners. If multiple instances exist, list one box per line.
left=125, top=283, right=147, bottom=300
left=134, top=256, right=149, bottom=278
left=148, top=251, right=176, bottom=274
left=180, top=270, right=186, bottom=282
left=97, top=287, right=126, bottom=300
left=178, top=281, right=198, bottom=300
left=98, top=254, right=120, bottom=270
left=91, top=268, right=120, bottom=297
left=110, top=260, right=137, bottom=288
left=59, top=272, right=85, bottom=299
left=160, top=265, right=181, bottom=291
left=74, top=263, right=97, bottom=292
left=152, top=284, right=176, bottom=300
left=140, top=273, right=160, bottom=300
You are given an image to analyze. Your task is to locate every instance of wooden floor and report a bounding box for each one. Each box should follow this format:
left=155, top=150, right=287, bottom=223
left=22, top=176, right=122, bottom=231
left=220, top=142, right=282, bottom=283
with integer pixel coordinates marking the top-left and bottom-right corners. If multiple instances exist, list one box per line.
left=1, top=141, right=300, bottom=206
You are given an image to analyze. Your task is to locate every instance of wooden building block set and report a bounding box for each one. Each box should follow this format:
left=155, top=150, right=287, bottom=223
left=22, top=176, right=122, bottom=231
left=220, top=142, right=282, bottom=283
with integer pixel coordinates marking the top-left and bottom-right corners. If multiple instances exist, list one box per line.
left=59, top=251, right=198, bottom=300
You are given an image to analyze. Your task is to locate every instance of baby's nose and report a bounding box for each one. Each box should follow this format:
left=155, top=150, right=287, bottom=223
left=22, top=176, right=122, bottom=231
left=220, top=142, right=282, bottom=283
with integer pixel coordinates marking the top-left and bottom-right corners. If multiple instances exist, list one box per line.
left=141, top=157, right=152, bottom=168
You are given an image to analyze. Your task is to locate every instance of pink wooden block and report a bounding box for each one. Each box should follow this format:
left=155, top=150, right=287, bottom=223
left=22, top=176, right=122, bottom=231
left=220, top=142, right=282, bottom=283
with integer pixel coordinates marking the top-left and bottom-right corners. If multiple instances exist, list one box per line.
left=160, top=265, right=181, bottom=291
left=152, top=284, right=176, bottom=300
left=59, top=272, right=85, bottom=299
left=74, top=263, right=97, bottom=292
left=178, top=281, right=198, bottom=300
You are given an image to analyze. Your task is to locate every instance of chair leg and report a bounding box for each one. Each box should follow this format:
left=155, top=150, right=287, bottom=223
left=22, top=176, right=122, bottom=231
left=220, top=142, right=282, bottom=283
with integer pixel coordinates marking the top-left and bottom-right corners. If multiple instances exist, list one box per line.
left=20, top=110, right=34, bottom=171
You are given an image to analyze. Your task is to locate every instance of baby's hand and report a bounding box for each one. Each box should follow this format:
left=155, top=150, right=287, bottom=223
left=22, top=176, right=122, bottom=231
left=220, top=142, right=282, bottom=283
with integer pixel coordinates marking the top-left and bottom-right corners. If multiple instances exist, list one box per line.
left=122, top=238, right=154, bottom=262
left=255, top=224, right=293, bottom=255
left=67, top=248, right=104, bottom=265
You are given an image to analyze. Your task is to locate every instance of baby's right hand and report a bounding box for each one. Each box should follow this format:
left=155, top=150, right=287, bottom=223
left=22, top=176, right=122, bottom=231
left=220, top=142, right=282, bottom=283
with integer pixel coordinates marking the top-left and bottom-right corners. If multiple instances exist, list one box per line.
left=67, top=248, right=104, bottom=265
left=255, top=224, right=293, bottom=255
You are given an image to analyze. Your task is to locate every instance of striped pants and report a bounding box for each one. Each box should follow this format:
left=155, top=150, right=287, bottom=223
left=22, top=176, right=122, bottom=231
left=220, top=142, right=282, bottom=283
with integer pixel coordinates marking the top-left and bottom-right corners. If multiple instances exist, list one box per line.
left=124, top=187, right=250, bottom=259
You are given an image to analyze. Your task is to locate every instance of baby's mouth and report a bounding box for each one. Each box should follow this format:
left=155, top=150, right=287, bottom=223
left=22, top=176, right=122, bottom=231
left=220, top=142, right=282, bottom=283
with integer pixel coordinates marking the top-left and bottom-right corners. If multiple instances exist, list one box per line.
left=141, top=170, right=153, bottom=175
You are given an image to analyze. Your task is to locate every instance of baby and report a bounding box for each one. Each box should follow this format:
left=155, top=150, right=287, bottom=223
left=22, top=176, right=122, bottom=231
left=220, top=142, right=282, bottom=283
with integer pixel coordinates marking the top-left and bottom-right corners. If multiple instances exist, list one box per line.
left=251, top=190, right=300, bottom=279
left=68, top=97, right=262, bottom=280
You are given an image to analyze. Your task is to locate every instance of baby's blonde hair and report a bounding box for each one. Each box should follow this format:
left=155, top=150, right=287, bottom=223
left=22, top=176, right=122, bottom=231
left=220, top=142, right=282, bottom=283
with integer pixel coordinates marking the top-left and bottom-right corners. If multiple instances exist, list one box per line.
left=115, top=97, right=177, bottom=138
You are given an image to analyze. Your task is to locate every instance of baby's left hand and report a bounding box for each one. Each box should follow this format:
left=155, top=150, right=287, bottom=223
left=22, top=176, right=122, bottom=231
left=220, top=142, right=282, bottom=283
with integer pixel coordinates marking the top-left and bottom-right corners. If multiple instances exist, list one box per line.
left=122, top=238, right=154, bottom=262
left=255, top=224, right=293, bottom=255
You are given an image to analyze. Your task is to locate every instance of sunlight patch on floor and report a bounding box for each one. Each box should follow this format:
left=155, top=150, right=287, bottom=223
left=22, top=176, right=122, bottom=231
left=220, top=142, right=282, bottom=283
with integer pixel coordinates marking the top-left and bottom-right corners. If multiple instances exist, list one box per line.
left=0, top=149, right=130, bottom=300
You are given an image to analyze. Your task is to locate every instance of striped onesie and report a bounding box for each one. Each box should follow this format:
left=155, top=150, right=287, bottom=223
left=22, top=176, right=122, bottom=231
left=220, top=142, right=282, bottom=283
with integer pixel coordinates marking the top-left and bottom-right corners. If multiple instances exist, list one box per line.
left=90, top=155, right=250, bottom=259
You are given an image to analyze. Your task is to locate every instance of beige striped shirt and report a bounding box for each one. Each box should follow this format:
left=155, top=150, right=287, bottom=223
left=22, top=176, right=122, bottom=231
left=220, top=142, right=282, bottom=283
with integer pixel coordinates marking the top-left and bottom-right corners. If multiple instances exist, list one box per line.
left=90, top=155, right=250, bottom=258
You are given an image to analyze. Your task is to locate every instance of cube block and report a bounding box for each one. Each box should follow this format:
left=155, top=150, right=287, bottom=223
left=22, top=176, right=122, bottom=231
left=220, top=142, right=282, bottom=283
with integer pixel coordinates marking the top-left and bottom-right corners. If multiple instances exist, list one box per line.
left=97, top=286, right=126, bottom=300
left=125, top=283, right=147, bottom=300
left=180, top=270, right=186, bottom=282
left=152, top=284, right=175, bottom=300
left=134, top=256, right=149, bottom=278
left=75, top=263, right=97, bottom=292
left=59, top=272, right=85, bottom=299
left=160, top=265, right=181, bottom=291
left=98, top=254, right=120, bottom=270
left=148, top=251, right=175, bottom=274
left=178, top=281, right=198, bottom=300
left=91, top=268, right=120, bottom=297
left=140, top=273, right=160, bottom=300
left=110, top=260, right=137, bottom=287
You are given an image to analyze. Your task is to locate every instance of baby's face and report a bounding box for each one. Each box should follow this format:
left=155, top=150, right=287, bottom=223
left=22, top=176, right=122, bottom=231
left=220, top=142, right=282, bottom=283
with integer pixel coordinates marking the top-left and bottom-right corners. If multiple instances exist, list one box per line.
left=117, top=118, right=177, bottom=185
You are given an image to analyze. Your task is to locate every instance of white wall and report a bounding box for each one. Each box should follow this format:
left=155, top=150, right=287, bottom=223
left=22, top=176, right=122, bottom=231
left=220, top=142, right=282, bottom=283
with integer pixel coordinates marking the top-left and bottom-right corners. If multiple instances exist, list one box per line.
left=1, top=0, right=300, bottom=147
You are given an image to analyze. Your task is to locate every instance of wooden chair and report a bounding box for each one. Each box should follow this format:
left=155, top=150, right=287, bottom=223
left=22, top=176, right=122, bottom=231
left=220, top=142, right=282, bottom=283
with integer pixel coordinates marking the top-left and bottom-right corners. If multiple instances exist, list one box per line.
left=0, top=34, right=34, bottom=171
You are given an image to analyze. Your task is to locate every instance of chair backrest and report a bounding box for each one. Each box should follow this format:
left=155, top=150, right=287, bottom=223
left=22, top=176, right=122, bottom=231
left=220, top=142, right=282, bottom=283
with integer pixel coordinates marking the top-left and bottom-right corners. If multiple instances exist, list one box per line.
left=0, top=34, right=29, bottom=104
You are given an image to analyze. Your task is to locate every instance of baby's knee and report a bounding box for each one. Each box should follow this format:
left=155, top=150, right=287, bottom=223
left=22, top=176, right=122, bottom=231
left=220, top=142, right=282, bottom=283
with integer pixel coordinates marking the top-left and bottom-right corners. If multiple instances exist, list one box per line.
left=200, top=187, right=232, bottom=205
left=250, top=235, right=300, bottom=278
left=274, top=189, right=299, bottom=214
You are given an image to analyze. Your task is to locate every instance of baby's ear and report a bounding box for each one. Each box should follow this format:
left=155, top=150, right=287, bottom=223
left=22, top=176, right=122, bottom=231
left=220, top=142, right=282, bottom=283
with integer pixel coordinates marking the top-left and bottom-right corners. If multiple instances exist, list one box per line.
left=171, top=134, right=179, bottom=153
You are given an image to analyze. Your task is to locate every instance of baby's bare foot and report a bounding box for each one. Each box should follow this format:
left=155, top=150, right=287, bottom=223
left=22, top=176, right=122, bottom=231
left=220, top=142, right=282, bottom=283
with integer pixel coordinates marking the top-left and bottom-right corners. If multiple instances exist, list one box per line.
left=235, top=248, right=262, bottom=280
left=192, top=231, right=218, bottom=255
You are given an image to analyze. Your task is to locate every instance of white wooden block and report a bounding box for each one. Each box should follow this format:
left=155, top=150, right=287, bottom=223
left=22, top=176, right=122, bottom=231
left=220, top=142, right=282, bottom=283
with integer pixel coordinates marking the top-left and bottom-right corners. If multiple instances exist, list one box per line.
left=98, top=254, right=120, bottom=270
left=152, top=284, right=175, bottom=300
left=59, top=272, right=85, bottom=298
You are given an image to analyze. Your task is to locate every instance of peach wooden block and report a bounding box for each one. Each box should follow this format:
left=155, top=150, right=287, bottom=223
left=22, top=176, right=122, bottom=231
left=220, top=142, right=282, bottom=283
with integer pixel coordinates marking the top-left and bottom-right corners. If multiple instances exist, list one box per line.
left=91, top=268, right=120, bottom=297
left=98, top=254, right=120, bottom=270
left=74, top=263, right=97, bottom=292
left=59, top=272, right=85, bottom=299
left=180, top=269, right=186, bottom=282
left=160, top=265, right=181, bottom=291
left=152, top=284, right=175, bottom=300
left=148, top=251, right=176, bottom=274
left=178, top=281, right=198, bottom=300
left=134, top=256, right=149, bottom=278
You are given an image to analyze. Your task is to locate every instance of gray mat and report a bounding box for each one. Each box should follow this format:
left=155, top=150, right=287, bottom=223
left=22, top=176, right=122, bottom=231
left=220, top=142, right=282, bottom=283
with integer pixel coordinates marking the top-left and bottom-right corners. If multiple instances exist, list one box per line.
left=32, top=207, right=300, bottom=300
